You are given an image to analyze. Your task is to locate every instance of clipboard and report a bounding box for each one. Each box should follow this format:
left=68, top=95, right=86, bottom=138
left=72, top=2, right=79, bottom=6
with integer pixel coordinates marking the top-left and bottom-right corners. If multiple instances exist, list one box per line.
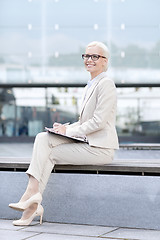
left=45, top=127, right=88, bottom=143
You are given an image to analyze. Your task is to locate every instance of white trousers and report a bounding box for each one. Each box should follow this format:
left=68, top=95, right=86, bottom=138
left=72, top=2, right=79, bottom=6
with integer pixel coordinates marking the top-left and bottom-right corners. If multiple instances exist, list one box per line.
left=26, top=132, right=114, bottom=194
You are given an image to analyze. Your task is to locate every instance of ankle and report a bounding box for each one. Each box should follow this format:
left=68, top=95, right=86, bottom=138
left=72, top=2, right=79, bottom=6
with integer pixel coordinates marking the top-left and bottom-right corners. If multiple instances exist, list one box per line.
left=20, top=189, right=39, bottom=202
left=29, top=203, right=38, bottom=211
left=27, top=187, right=39, bottom=195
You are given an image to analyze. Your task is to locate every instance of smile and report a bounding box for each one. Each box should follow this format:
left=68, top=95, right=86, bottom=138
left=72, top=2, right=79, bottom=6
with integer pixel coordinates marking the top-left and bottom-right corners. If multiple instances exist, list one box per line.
left=86, top=64, right=95, bottom=67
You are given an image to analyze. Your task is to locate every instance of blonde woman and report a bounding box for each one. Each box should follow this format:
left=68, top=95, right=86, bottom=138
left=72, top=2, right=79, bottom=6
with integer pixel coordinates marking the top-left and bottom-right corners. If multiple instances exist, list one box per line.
left=9, top=41, right=119, bottom=226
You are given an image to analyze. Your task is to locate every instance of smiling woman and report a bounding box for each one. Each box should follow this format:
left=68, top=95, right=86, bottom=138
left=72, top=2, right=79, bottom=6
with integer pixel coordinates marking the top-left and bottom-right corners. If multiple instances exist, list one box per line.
left=82, top=41, right=110, bottom=79
left=9, top=41, right=119, bottom=226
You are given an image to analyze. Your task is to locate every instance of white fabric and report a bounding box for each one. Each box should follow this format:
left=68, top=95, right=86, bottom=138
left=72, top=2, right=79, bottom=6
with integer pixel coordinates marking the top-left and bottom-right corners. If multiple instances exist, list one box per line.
left=26, top=132, right=114, bottom=194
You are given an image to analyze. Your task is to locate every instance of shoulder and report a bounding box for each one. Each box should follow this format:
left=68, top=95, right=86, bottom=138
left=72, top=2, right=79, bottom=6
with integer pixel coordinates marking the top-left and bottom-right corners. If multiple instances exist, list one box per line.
left=98, top=76, right=116, bottom=89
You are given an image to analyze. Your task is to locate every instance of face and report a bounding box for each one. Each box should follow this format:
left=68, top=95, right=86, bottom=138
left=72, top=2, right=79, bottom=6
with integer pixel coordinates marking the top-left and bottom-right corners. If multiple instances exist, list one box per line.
left=83, top=45, right=107, bottom=79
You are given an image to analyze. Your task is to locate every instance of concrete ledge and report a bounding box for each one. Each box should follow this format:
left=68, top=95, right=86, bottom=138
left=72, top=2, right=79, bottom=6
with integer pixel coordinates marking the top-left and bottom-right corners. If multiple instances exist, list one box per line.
left=1, top=171, right=160, bottom=230
left=120, top=143, right=160, bottom=150
left=1, top=151, right=160, bottom=230
left=1, top=157, right=160, bottom=175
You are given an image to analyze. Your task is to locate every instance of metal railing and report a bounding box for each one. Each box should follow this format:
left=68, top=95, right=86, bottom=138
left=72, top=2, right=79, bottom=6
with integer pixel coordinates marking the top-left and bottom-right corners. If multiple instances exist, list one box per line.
left=0, top=83, right=160, bottom=88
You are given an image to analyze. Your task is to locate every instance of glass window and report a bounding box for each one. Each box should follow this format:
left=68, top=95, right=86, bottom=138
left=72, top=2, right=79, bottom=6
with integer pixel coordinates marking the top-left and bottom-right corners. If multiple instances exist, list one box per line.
left=0, top=0, right=159, bottom=84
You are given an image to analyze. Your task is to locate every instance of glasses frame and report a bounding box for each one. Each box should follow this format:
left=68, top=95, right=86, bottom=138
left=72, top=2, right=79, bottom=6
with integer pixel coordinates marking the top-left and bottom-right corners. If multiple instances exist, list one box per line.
left=82, top=54, right=106, bottom=61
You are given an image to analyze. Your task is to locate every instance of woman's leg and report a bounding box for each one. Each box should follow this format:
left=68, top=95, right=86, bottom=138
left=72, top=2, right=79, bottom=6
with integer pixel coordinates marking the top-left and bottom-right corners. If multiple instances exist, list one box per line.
left=50, top=142, right=114, bottom=165
left=20, top=176, right=39, bottom=202
left=22, top=132, right=73, bottom=198
left=16, top=132, right=73, bottom=221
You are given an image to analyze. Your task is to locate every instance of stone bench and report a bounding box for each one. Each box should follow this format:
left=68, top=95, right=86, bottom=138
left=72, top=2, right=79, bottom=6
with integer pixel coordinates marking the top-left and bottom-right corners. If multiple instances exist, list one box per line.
left=1, top=156, right=160, bottom=230
left=1, top=156, right=160, bottom=174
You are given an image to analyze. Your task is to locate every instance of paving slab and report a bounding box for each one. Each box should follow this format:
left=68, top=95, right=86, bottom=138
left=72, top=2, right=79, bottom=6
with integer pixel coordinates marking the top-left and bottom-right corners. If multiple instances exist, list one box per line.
left=1, top=220, right=160, bottom=240
left=21, top=232, right=119, bottom=240
left=104, top=227, right=160, bottom=240
left=0, top=229, right=40, bottom=240
left=0, top=143, right=160, bottom=160
left=0, top=143, right=33, bottom=157
left=20, top=222, right=118, bottom=237
left=0, top=219, right=25, bottom=230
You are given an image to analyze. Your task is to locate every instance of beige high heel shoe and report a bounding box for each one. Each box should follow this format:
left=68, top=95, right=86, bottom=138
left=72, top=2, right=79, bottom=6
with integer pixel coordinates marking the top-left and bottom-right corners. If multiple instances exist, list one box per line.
left=12, top=204, right=44, bottom=226
left=9, top=192, right=42, bottom=211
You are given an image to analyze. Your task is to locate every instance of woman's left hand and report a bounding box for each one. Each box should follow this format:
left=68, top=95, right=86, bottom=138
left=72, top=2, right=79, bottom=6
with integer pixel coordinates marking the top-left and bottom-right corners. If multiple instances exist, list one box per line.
left=53, top=122, right=66, bottom=135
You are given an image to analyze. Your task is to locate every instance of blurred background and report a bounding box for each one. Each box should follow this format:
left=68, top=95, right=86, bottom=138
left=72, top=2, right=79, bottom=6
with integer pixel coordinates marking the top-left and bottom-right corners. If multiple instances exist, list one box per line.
left=0, top=0, right=160, bottom=143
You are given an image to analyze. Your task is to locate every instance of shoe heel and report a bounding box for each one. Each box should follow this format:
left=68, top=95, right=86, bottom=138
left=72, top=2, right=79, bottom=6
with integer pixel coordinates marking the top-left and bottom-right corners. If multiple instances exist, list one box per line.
left=37, top=204, right=44, bottom=225
left=40, top=214, right=43, bottom=225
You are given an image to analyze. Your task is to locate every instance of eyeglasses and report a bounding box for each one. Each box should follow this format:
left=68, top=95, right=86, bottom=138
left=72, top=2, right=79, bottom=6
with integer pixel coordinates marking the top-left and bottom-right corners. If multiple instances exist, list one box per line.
left=82, top=54, right=106, bottom=61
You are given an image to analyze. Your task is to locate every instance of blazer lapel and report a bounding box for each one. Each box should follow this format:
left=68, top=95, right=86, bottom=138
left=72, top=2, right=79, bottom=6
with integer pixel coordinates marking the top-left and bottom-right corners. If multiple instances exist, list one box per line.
left=80, top=75, right=104, bottom=116
left=81, top=85, right=88, bottom=103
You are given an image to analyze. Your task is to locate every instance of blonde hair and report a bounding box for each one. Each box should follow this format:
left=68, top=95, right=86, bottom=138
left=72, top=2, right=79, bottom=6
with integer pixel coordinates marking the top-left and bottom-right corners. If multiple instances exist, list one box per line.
left=86, top=41, right=110, bottom=71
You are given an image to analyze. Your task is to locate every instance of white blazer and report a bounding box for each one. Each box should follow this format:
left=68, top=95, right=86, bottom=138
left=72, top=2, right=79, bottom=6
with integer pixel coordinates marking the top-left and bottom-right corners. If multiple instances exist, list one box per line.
left=66, top=74, right=119, bottom=149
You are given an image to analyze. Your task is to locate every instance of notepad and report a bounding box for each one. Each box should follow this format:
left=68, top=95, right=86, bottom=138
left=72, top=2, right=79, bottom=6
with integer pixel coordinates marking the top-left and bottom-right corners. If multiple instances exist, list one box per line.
left=45, top=127, right=88, bottom=143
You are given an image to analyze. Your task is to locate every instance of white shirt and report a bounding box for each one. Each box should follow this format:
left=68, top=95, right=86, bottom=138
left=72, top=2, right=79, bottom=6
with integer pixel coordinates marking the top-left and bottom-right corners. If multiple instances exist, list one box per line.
left=83, top=72, right=107, bottom=102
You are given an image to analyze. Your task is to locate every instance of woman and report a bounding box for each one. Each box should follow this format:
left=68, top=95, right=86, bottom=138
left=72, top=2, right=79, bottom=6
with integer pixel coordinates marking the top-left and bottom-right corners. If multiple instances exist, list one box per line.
left=9, top=41, right=119, bottom=226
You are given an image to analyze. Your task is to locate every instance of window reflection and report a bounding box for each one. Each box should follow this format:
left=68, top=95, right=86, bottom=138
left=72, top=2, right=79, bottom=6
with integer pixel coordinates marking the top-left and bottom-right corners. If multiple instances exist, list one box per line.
left=0, top=87, right=160, bottom=139
left=0, top=0, right=159, bottom=84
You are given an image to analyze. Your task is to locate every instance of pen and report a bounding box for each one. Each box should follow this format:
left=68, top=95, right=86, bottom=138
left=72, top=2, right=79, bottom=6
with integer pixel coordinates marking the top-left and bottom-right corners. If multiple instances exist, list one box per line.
left=63, top=122, right=70, bottom=126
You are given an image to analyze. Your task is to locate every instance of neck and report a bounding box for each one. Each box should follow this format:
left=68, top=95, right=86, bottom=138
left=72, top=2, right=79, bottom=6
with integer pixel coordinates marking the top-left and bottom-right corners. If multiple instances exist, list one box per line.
left=90, top=71, right=104, bottom=80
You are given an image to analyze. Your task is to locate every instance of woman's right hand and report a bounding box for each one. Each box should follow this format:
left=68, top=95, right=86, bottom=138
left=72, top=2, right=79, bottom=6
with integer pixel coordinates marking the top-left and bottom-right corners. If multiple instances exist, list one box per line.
left=53, top=122, right=66, bottom=135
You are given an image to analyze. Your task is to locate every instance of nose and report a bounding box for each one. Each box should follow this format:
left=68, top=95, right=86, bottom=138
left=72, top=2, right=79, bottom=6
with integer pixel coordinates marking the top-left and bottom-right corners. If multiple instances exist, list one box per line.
left=87, top=56, right=93, bottom=61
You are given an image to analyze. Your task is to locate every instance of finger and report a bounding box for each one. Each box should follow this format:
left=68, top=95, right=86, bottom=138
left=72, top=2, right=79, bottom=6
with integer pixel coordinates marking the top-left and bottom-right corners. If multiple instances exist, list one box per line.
left=53, top=122, right=61, bottom=127
left=53, top=126, right=59, bottom=131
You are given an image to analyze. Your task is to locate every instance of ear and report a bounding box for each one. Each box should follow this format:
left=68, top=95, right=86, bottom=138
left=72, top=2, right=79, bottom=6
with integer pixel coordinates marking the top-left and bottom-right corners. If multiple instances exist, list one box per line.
left=102, top=58, right=108, bottom=68
left=104, top=58, right=108, bottom=65
left=102, top=58, right=108, bottom=71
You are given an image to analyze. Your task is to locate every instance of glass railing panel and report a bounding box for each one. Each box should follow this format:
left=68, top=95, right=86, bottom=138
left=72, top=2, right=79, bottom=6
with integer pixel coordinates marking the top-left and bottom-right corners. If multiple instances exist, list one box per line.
left=0, top=87, right=160, bottom=139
